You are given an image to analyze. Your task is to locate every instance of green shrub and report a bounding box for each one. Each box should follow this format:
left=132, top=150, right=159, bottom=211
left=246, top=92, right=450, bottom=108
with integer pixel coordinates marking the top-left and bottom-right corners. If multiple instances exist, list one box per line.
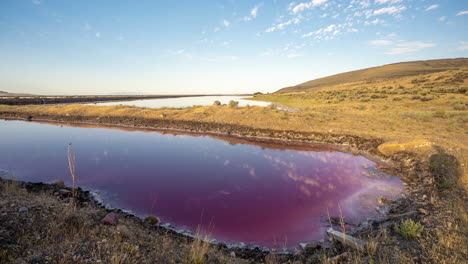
left=356, top=105, right=367, bottom=110
left=393, top=97, right=402, bottom=101
left=395, top=219, right=424, bottom=239
left=420, top=95, right=434, bottom=101
left=433, top=110, right=446, bottom=118
left=452, top=101, right=466, bottom=110
left=360, top=98, right=371, bottom=102
left=228, top=100, right=239, bottom=108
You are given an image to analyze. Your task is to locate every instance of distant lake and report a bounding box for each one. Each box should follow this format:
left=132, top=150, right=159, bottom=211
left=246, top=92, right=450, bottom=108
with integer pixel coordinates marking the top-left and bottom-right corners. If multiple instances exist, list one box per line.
left=89, top=95, right=271, bottom=108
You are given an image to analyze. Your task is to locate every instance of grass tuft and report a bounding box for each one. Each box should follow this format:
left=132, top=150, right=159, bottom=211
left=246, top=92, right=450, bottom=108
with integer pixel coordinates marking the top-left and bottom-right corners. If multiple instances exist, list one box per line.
left=395, top=219, right=424, bottom=240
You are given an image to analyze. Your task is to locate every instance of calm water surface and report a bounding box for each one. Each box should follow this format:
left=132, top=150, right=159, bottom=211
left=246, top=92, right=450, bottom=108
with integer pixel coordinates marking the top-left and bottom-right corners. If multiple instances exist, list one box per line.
left=90, top=95, right=270, bottom=108
left=0, top=120, right=403, bottom=248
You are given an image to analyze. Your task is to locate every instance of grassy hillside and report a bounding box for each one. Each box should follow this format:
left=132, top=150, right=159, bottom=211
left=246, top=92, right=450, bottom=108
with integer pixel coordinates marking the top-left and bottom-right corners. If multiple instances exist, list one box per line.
left=278, top=58, right=468, bottom=93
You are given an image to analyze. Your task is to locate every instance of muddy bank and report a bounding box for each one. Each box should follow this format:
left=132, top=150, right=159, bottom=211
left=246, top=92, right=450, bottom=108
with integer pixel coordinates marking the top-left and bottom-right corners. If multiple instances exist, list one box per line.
left=0, top=111, right=384, bottom=155
left=0, top=94, right=234, bottom=106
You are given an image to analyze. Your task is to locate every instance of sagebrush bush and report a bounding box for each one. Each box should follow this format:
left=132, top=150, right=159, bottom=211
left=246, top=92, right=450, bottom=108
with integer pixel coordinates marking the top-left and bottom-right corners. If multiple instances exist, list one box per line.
left=433, top=110, right=446, bottom=118
left=228, top=100, right=239, bottom=108
left=395, top=219, right=424, bottom=239
left=452, top=101, right=466, bottom=110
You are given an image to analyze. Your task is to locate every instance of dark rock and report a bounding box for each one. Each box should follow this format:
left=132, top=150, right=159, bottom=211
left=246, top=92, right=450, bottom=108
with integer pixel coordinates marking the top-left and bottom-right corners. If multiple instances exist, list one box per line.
left=299, top=242, right=321, bottom=251
left=18, top=207, right=28, bottom=213
left=101, top=212, right=119, bottom=225
left=59, top=189, right=72, bottom=196
left=29, top=258, right=46, bottom=264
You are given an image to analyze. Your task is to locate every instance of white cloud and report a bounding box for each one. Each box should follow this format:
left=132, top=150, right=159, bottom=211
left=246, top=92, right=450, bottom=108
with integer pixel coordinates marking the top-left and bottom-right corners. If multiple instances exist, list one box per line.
left=425, top=5, right=439, bottom=11
left=251, top=5, right=260, bottom=18
left=260, top=49, right=274, bottom=56
left=265, top=17, right=301, bottom=32
left=458, top=41, right=468, bottom=51
left=118, top=33, right=124, bottom=41
left=370, top=40, right=393, bottom=46
left=222, top=40, right=232, bottom=48
left=373, top=6, right=407, bottom=16
left=83, top=23, right=92, bottom=31
left=32, top=0, right=41, bottom=5
left=365, top=18, right=384, bottom=25
left=244, top=4, right=262, bottom=21
left=374, top=0, right=402, bottom=4
left=302, top=23, right=355, bottom=40
left=223, top=20, right=230, bottom=27
left=291, top=0, right=328, bottom=14
left=95, top=32, right=101, bottom=38
left=385, top=41, right=436, bottom=55
left=439, top=16, right=446, bottom=22
left=456, top=11, right=468, bottom=16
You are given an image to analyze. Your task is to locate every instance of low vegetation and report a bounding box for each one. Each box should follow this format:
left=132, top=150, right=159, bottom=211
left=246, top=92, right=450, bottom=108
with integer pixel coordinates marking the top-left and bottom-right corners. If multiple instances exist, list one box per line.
left=395, top=219, right=424, bottom=240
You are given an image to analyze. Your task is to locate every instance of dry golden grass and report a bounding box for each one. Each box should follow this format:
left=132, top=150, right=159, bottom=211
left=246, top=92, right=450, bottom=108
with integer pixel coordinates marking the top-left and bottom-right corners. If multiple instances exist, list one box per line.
left=278, top=58, right=468, bottom=93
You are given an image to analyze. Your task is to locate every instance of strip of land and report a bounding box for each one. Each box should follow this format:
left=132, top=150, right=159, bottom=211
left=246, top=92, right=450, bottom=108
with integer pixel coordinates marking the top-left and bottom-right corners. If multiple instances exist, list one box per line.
left=0, top=94, right=249, bottom=105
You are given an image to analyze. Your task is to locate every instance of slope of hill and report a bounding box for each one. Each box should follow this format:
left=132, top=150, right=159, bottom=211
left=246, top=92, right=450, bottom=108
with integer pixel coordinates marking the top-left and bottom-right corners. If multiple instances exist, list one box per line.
left=277, top=58, right=468, bottom=93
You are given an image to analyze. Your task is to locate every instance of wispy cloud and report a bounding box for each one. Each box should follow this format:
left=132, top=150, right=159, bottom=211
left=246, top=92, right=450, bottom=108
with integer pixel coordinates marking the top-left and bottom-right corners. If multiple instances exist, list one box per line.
left=439, top=16, right=446, bottom=22
left=95, top=32, right=101, bottom=38
left=456, top=10, right=468, bottom=16
left=369, top=40, right=393, bottom=46
left=373, top=6, right=407, bottom=16
left=83, top=23, right=92, bottom=31
left=375, top=0, right=402, bottom=4
left=425, top=5, right=439, bottom=11
left=244, top=4, right=262, bottom=21
left=265, top=17, right=301, bottom=32
left=385, top=41, right=436, bottom=55
left=365, top=18, right=384, bottom=25
left=302, top=23, right=356, bottom=40
left=458, top=41, right=468, bottom=51
left=32, top=0, right=41, bottom=5
left=290, top=0, right=328, bottom=14
left=222, top=19, right=230, bottom=27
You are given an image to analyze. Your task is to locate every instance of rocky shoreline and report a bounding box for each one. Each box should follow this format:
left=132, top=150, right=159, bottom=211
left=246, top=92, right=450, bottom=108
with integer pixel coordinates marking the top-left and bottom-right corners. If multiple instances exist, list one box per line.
left=0, top=112, right=452, bottom=263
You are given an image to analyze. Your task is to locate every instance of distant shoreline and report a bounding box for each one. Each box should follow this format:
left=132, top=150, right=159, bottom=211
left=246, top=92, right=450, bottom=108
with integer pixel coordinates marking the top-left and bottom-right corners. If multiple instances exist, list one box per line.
left=0, top=94, right=252, bottom=106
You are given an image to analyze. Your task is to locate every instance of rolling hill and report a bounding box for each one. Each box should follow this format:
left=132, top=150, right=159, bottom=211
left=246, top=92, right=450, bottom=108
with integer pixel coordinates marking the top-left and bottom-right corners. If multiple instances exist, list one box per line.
left=277, top=58, right=468, bottom=93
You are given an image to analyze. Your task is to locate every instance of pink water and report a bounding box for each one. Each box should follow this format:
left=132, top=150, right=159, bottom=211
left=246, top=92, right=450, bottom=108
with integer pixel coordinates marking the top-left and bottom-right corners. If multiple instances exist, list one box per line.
left=0, top=120, right=403, bottom=248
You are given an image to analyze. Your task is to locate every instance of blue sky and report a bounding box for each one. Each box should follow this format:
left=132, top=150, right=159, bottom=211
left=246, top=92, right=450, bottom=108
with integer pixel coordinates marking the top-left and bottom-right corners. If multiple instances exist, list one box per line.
left=0, top=0, right=467, bottom=95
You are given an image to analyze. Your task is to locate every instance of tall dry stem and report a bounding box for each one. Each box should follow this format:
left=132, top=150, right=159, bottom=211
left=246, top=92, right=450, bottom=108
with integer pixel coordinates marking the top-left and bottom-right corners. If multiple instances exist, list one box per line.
left=67, top=143, right=77, bottom=210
